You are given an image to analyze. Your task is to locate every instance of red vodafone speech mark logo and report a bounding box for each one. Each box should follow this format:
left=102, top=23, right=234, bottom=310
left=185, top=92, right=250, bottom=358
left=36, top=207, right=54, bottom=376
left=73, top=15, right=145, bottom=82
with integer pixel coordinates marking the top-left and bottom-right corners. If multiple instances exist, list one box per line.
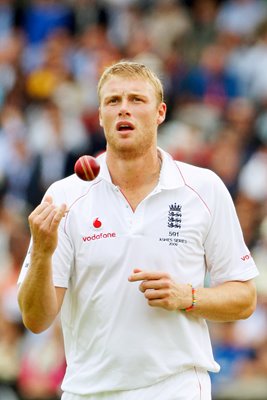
left=93, top=218, right=102, bottom=229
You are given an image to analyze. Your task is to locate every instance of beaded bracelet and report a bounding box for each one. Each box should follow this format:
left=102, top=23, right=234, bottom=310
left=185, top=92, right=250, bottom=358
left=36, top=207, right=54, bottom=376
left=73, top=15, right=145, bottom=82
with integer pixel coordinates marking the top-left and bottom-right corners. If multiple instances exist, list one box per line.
left=183, top=286, right=197, bottom=312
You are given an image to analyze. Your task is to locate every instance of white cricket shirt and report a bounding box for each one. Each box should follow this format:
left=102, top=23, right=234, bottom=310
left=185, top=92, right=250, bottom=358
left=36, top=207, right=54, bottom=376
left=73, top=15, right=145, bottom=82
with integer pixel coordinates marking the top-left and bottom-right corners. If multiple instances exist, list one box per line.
left=18, top=148, right=258, bottom=396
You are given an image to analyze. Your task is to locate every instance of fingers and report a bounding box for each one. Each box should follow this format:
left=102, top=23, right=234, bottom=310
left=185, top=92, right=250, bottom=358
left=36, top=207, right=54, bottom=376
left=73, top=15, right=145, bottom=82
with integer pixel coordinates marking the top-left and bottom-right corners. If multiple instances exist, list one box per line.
left=143, top=288, right=166, bottom=300
left=128, top=270, right=171, bottom=294
left=43, top=195, right=53, bottom=204
left=128, top=269, right=170, bottom=291
left=50, top=203, right=68, bottom=230
left=128, top=270, right=170, bottom=282
left=139, top=279, right=171, bottom=293
left=129, top=269, right=179, bottom=310
left=29, top=197, right=68, bottom=232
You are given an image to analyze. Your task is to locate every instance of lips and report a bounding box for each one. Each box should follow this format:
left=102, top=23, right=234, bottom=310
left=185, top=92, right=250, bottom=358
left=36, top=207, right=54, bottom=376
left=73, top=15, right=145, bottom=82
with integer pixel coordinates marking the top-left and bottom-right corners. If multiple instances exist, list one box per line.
left=116, top=121, right=135, bottom=131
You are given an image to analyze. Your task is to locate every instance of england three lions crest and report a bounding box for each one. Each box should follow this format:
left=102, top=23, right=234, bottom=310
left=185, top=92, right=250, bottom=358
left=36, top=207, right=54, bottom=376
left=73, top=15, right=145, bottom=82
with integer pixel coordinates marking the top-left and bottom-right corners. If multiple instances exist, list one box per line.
left=168, top=203, right=182, bottom=229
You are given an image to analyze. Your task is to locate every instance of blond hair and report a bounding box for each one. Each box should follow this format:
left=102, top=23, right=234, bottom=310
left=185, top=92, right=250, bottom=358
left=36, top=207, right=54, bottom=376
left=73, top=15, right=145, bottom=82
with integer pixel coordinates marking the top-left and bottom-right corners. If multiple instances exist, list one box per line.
left=97, top=60, right=164, bottom=104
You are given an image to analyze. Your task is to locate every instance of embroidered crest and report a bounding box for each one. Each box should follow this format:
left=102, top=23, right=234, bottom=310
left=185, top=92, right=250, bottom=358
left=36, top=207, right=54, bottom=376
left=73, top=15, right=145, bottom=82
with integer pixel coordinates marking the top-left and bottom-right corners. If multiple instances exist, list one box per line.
left=168, top=203, right=182, bottom=229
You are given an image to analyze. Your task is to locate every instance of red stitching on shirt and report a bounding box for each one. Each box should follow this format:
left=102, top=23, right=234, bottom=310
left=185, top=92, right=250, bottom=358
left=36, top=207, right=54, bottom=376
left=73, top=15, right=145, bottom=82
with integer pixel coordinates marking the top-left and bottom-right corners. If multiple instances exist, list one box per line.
left=63, top=179, right=102, bottom=234
left=174, top=162, right=212, bottom=216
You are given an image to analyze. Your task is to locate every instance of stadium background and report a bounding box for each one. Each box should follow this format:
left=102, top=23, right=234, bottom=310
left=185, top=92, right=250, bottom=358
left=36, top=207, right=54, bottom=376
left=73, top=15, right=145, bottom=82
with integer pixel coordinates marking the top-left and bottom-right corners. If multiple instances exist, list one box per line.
left=1, top=0, right=267, bottom=399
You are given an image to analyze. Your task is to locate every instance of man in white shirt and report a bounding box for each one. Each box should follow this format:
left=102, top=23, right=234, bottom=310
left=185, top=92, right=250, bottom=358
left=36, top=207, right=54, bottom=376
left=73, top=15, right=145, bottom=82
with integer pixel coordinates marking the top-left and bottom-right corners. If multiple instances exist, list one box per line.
left=17, top=61, right=258, bottom=400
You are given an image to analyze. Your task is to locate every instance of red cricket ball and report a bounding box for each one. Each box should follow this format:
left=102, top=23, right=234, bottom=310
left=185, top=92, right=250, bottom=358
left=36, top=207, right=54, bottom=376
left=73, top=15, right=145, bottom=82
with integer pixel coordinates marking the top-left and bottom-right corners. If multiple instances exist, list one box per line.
left=74, top=155, right=100, bottom=181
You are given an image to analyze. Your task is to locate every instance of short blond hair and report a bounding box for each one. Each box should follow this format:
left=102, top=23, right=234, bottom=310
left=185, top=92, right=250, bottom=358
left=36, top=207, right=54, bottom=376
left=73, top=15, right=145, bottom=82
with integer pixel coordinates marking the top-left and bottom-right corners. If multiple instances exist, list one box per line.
left=97, top=60, right=164, bottom=104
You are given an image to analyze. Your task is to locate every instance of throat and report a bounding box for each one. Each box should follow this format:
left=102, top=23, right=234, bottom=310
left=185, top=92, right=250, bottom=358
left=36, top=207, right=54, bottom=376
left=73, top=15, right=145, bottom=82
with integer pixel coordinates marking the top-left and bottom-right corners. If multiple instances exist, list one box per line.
left=108, top=151, right=162, bottom=210
left=116, top=156, right=162, bottom=211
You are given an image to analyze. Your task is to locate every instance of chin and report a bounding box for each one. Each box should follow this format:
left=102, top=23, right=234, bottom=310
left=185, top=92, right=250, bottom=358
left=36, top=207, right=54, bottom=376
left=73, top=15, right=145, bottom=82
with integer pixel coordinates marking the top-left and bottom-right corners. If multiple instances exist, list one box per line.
left=111, top=143, right=143, bottom=159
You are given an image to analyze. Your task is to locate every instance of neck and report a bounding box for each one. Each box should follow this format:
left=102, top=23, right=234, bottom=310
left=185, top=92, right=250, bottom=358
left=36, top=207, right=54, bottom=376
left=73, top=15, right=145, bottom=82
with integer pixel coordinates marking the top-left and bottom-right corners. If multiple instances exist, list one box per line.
left=106, top=149, right=162, bottom=191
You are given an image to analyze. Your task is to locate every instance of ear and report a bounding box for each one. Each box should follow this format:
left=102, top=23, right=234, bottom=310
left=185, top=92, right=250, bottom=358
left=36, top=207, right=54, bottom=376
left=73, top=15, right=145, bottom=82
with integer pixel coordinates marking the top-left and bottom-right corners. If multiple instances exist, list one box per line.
left=157, top=103, right=167, bottom=125
left=99, top=107, right=103, bottom=127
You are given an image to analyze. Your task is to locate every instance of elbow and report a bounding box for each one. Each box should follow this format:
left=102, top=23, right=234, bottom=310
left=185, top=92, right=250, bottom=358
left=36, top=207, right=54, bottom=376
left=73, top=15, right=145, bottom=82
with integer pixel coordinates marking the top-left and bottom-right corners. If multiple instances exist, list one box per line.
left=21, top=314, right=52, bottom=334
left=241, top=298, right=257, bottom=320
left=18, top=299, right=54, bottom=334
left=240, top=284, right=257, bottom=320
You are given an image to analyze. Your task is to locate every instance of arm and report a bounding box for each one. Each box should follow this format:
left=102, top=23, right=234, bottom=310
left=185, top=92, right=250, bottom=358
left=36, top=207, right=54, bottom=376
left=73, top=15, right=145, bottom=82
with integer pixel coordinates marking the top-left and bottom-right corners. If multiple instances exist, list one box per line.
left=18, top=196, right=67, bottom=333
left=128, top=269, right=257, bottom=322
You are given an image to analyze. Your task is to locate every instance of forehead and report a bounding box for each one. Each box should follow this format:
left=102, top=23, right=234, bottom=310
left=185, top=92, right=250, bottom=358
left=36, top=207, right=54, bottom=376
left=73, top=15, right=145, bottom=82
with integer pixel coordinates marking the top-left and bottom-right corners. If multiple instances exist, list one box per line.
left=100, top=75, right=156, bottom=98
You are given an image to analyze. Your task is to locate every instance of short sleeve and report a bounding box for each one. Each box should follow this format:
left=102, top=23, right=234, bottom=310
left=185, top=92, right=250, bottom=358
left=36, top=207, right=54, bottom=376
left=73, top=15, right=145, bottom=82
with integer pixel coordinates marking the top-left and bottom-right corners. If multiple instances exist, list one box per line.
left=204, top=175, right=258, bottom=286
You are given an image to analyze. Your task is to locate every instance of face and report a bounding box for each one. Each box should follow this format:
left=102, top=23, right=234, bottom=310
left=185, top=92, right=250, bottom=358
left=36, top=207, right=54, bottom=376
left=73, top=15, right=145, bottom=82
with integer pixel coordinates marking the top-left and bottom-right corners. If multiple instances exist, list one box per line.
left=99, top=75, right=166, bottom=159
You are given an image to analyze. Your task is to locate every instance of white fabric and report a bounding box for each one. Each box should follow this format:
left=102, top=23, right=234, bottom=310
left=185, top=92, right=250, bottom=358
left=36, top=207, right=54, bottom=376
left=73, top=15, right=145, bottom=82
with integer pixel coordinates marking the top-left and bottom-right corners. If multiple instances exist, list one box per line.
left=61, top=367, right=211, bottom=400
left=18, top=149, right=258, bottom=396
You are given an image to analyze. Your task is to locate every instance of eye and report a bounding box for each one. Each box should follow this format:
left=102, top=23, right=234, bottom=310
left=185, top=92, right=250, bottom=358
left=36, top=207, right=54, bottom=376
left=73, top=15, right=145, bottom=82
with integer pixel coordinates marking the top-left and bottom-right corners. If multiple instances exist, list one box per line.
left=133, top=96, right=143, bottom=103
left=106, top=97, right=118, bottom=105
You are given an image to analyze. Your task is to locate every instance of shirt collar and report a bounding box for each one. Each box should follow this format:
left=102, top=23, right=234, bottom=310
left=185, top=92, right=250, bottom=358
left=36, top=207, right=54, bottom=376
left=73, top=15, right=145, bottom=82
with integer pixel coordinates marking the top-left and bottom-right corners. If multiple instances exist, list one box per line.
left=97, top=148, right=186, bottom=190
left=157, top=148, right=186, bottom=190
left=97, top=151, right=111, bottom=182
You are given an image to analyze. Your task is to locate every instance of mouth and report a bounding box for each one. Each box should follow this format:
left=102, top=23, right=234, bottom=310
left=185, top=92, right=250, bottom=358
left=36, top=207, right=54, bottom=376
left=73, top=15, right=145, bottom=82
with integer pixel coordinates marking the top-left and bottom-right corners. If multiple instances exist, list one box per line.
left=116, top=121, right=135, bottom=132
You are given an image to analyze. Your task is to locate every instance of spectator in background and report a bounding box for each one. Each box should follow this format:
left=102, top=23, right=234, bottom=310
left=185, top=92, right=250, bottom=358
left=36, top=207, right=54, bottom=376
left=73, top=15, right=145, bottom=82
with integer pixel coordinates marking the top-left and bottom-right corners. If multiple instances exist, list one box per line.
left=228, top=17, right=267, bottom=102
left=181, top=42, right=241, bottom=110
left=238, top=137, right=267, bottom=205
left=215, top=0, right=267, bottom=39
left=0, top=0, right=16, bottom=40
left=17, top=319, right=66, bottom=400
left=72, top=23, right=121, bottom=111
left=24, top=30, right=74, bottom=101
left=0, top=30, right=25, bottom=108
left=209, top=321, right=256, bottom=398
left=250, top=216, right=267, bottom=306
left=25, top=99, right=89, bottom=209
left=182, top=0, right=219, bottom=66
left=0, top=102, right=33, bottom=212
left=207, top=126, right=243, bottom=197
left=102, top=0, right=144, bottom=50
left=144, top=0, right=191, bottom=59
left=0, top=310, right=24, bottom=400
left=71, top=0, right=108, bottom=35
left=20, top=0, right=75, bottom=47
left=71, top=23, right=121, bottom=156
left=0, top=221, right=29, bottom=400
left=208, top=97, right=260, bottom=198
left=19, top=0, right=75, bottom=78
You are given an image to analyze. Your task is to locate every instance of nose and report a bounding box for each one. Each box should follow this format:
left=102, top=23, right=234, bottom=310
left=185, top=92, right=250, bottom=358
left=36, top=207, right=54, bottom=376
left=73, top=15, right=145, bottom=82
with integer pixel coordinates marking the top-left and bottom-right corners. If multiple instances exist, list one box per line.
left=118, top=99, right=131, bottom=117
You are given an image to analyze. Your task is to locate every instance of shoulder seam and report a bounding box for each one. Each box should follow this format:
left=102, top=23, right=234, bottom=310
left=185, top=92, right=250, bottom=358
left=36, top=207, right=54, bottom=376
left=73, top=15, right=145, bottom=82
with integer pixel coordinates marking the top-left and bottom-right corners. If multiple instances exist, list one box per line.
left=63, top=179, right=102, bottom=234
left=174, top=162, right=212, bottom=216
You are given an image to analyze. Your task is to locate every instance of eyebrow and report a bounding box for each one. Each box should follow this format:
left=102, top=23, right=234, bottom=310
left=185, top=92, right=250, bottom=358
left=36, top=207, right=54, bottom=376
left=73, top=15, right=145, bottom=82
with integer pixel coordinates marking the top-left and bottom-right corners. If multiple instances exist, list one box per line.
left=103, top=92, right=148, bottom=102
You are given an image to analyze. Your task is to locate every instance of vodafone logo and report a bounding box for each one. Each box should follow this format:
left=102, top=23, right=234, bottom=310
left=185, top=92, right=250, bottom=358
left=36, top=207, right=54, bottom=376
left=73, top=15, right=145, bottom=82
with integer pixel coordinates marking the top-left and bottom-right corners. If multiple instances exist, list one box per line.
left=82, top=232, right=116, bottom=241
left=93, top=218, right=102, bottom=229
left=83, top=216, right=116, bottom=241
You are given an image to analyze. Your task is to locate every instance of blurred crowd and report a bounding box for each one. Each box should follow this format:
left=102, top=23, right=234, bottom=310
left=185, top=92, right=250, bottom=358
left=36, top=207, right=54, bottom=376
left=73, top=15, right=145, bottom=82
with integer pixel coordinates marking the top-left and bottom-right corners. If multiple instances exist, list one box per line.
left=1, top=0, right=267, bottom=399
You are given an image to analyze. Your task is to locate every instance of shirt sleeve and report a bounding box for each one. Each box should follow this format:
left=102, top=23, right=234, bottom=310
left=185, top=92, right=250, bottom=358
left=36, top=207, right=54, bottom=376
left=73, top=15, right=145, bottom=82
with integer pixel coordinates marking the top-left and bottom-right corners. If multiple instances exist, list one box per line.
left=51, top=216, right=74, bottom=288
left=204, top=173, right=258, bottom=286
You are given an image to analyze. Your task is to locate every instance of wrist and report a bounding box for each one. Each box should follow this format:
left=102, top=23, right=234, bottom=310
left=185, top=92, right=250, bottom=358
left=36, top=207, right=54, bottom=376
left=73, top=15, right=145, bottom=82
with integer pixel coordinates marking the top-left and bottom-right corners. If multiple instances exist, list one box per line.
left=182, top=285, right=197, bottom=312
left=31, top=248, right=52, bottom=265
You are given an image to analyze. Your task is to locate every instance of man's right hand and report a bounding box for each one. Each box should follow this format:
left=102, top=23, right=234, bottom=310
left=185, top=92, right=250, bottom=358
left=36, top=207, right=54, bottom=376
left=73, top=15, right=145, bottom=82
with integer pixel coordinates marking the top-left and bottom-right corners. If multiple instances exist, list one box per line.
left=28, top=195, right=67, bottom=257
